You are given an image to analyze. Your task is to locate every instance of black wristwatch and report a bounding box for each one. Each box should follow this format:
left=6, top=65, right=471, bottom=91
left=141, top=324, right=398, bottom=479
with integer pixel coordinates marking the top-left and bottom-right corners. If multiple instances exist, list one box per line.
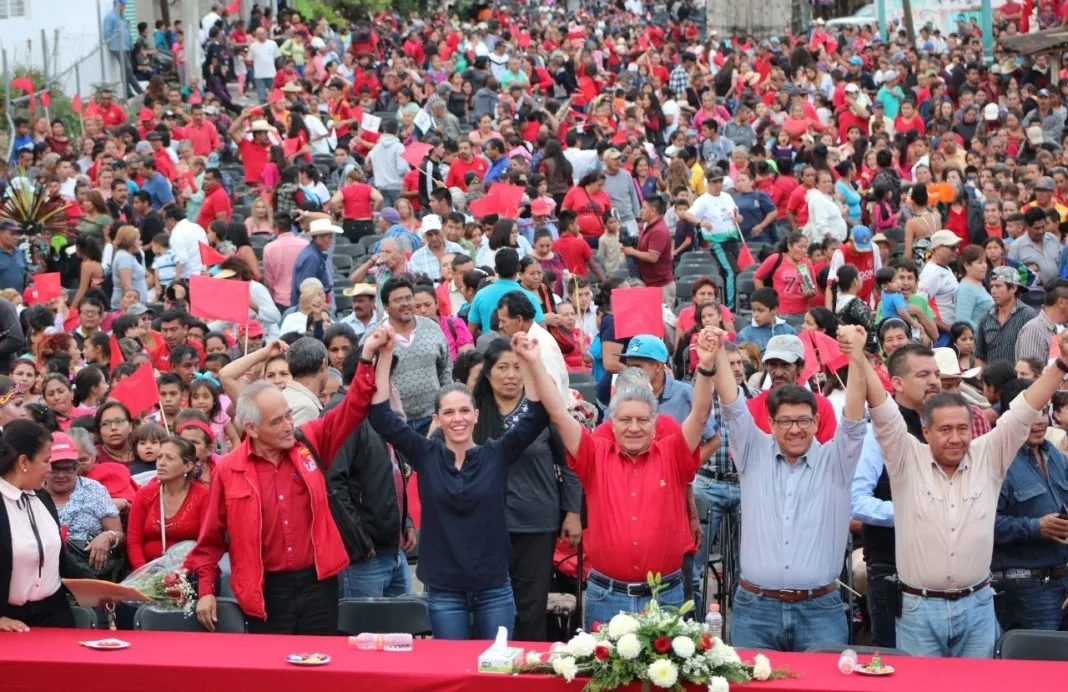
left=358, top=355, right=376, bottom=367
left=697, top=366, right=716, bottom=378
left=1056, top=359, right=1068, bottom=377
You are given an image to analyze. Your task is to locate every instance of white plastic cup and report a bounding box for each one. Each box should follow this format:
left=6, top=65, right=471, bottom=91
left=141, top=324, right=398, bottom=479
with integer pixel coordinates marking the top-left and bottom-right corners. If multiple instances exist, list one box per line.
left=838, top=648, right=857, bottom=674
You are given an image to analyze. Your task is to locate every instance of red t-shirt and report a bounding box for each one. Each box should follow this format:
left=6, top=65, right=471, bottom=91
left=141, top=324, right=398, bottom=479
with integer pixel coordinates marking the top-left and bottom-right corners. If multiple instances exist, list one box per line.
left=945, top=206, right=970, bottom=246
left=196, top=185, right=232, bottom=228
left=636, top=218, right=674, bottom=287
left=85, top=102, right=129, bottom=128
left=754, top=254, right=816, bottom=315
left=154, top=149, right=178, bottom=181
left=238, top=139, right=271, bottom=184
left=445, top=156, right=489, bottom=191
left=770, top=176, right=799, bottom=220
left=786, top=185, right=811, bottom=227
left=561, top=186, right=611, bottom=238
left=149, top=338, right=207, bottom=372
left=340, top=183, right=374, bottom=219
left=553, top=234, right=594, bottom=275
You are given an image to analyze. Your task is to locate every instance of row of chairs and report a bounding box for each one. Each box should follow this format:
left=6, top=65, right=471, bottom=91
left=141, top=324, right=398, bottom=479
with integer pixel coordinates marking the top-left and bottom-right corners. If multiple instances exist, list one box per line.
left=74, top=597, right=432, bottom=636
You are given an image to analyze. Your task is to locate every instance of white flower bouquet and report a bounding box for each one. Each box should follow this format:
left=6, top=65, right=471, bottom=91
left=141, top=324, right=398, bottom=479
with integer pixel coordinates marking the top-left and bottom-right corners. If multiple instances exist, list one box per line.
left=517, top=573, right=791, bottom=691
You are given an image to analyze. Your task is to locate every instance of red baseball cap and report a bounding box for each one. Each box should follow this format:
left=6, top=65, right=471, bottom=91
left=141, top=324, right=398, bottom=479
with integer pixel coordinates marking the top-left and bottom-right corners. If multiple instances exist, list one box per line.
left=138, top=108, right=153, bottom=122
left=22, top=285, right=45, bottom=306
left=50, top=432, right=79, bottom=463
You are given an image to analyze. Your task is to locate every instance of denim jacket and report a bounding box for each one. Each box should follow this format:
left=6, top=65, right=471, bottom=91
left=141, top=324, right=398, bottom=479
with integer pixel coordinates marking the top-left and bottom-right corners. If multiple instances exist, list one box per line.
left=992, top=441, right=1068, bottom=570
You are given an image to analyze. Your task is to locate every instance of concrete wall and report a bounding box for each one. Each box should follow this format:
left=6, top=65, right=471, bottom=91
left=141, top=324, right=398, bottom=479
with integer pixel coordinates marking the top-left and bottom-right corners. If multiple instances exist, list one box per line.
left=706, top=0, right=793, bottom=39
left=0, top=0, right=115, bottom=100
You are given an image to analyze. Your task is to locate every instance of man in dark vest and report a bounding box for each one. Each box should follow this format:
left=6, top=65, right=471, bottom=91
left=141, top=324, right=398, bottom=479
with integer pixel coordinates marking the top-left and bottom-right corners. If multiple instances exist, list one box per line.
left=851, top=344, right=941, bottom=647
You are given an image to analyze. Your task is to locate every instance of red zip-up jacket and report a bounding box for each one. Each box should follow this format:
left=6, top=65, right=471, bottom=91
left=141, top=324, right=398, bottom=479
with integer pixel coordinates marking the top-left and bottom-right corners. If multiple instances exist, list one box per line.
left=186, top=362, right=376, bottom=619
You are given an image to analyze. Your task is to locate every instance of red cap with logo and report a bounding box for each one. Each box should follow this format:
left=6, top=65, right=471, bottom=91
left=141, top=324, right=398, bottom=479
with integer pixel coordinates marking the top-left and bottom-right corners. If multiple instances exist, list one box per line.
left=50, top=432, right=79, bottom=463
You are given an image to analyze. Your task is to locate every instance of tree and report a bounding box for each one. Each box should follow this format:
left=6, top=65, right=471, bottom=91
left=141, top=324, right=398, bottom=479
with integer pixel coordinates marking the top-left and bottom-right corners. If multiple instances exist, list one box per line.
left=901, top=0, right=916, bottom=46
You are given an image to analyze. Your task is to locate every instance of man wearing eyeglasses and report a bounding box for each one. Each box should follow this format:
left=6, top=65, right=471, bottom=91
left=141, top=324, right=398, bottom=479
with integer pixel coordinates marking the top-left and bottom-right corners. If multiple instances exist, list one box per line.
left=708, top=325, right=869, bottom=652
left=745, top=335, right=838, bottom=444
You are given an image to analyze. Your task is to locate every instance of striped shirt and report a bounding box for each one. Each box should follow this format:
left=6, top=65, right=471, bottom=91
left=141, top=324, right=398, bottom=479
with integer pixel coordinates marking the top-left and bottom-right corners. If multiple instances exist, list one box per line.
left=1015, top=309, right=1059, bottom=364
left=975, top=300, right=1036, bottom=364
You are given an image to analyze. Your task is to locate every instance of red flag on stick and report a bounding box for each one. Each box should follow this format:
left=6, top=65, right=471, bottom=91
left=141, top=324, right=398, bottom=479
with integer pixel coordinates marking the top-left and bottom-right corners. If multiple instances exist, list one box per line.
left=611, top=286, right=665, bottom=339
left=198, top=242, right=227, bottom=268
left=401, top=142, right=433, bottom=169
left=38, top=91, right=50, bottom=109
left=71, top=93, right=82, bottom=113
left=32, top=273, right=62, bottom=302
left=109, top=333, right=125, bottom=366
left=736, top=242, right=757, bottom=271
left=798, top=330, right=850, bottom=386
left=224, top=0, right=241, bottom=14
left=189, top=275, right=250, bottom=324
left=109, top=362, right=160, bottom=417
left=9, top=77, right=33, bottom=93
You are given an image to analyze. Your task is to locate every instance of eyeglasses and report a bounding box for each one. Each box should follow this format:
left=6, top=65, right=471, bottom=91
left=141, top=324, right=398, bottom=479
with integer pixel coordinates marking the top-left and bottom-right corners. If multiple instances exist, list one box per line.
left=99, top=418, right=129, bottom=428
left=773, top=417, right=815, bottom=431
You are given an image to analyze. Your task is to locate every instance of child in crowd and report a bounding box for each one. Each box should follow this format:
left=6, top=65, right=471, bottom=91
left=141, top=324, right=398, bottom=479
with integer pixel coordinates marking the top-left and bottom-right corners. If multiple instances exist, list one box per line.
left=150, top=232, right=181, bottom=295
left=672, top=197, right=698, bottom=261
left=734, top=287, right=796, bottom=351
left=597, top=211, right=625, bottom=275
left=875, top=266, right=912, bottom=325
left=552, top=210, right=605, bottom=281
left=176, top=409, right=217, bottom=486
left=153, top=373, right=185, bottom=433
left=556, top=301, right=591, bottom=372
left=130, top=422, right=168, bottom=475
left=188, top=377, right=241, bottom=453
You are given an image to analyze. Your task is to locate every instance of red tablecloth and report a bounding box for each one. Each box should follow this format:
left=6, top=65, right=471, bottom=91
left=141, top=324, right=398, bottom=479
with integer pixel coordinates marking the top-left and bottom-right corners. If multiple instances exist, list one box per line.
left=0, top=629, right=1063, bottom=692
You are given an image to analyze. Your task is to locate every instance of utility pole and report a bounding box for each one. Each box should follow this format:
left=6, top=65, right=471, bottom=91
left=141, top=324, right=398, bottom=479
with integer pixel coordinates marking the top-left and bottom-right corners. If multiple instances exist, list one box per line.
left=901, top=0, right=916, bottom=46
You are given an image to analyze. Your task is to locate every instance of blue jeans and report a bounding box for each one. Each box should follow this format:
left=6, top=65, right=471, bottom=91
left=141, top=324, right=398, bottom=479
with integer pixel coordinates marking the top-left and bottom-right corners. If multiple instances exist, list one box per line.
left=994, top=575, right=1068, bottom=632
left=896, top=584, right=998, bottom=658
left=584, top=571, right=684, bottom=630
left=254, top=77, right=273, bottom=103
left=691, top=476, right=741, bottom=614
left=339, top=552, right=411, bottom=599
left=427, top=583, right=515, bottom=640
left=730, top=586, right=847, bottom=652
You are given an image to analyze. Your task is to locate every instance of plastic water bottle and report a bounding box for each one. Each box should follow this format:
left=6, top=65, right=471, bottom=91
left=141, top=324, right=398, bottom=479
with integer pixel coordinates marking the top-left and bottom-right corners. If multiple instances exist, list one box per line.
left=704, top=603, right=723, bottom=640
left=350, top=632, right=414, bottom=651
left=838, top=648, right=857, bottom=674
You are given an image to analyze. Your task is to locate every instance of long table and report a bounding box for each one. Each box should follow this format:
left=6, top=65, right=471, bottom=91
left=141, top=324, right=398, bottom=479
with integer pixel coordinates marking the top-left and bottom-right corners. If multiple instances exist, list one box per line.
left=0, top=629, right=1062, bottom=692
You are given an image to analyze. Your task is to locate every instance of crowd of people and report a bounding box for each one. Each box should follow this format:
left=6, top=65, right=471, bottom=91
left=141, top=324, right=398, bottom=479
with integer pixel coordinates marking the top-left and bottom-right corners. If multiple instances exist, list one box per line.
left=0, top=0, right=1065, bottom=660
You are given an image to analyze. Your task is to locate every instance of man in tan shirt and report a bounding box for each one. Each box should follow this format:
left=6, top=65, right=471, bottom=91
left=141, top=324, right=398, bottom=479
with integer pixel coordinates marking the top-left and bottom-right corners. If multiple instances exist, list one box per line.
left=852, top=328, right=1068, bottom=658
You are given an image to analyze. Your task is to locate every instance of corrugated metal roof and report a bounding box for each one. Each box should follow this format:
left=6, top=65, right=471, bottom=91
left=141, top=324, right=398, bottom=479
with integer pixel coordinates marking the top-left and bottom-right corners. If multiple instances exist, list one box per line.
left=1000, top=29, right=1068, bottom=56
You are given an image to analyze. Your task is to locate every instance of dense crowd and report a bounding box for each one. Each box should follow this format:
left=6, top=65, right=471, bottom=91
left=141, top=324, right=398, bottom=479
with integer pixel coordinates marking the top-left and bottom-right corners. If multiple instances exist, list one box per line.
left=0, top=0, right=1065, bottom=659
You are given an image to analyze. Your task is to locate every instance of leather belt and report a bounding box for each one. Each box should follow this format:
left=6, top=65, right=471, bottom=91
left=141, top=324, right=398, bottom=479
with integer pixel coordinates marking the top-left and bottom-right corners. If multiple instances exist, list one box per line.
left=991, top=566, right=1067, bottom=581
left=899, top=577, right=991, bottom=601
left=739, top=579, right=837, bottom=603
left=589, top=570, right=682, bottom=597
left=697, top=469, right=739, bottom=483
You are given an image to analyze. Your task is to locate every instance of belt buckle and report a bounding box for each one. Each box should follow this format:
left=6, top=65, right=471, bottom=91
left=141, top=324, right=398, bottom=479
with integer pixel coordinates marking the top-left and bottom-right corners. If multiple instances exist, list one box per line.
left=778, top=588, right=798, bottom=600
left=626, top=582, right=646, bottom=598
left=1006, top=568, right=1030, bottom=579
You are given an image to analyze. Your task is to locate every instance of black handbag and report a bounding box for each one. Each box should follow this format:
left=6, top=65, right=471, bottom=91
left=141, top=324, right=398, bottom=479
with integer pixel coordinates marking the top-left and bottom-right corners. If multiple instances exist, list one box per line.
left=65, top=537, right=124, bottom=581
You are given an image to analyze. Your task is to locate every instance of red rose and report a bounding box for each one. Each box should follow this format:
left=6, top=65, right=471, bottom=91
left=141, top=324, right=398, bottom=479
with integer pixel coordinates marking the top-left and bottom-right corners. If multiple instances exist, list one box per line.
left=163, top=573, right=179, bottom=587
left=700, top=633, right=713, bottom=651
left=653, top=636, right=671, bottom=653
left=594, top=645, right=610, bottom=661
left=591, top=621, right=603, bottom=633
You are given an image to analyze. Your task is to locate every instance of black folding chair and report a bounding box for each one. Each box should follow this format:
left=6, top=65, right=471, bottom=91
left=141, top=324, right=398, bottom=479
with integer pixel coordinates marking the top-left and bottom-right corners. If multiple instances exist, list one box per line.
left=995, top=629, right=1068, bottom=660
left=135, top=598, right=246, bottom=633
left=71, top=606, right=99, bottom=629
left=337, top=597, right=432, bottom=636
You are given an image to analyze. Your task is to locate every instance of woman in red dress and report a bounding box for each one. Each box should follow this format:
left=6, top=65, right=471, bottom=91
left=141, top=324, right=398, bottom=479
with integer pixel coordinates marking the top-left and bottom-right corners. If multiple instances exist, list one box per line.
left=127, top=437, right=209, bottom=568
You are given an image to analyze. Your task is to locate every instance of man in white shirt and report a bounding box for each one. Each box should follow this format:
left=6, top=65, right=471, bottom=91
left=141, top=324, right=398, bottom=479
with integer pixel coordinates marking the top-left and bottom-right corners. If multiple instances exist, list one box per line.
left=57, top=161, right=78, bottom=201
left=248, top=28, right=282, bottom=104
left=563, top=131, right=600, bottom=186
left=917, top=230, right=962, bottom=335
left=305, top=109, right=335, bottom=157
left=164, top=208, right=207, bottom=280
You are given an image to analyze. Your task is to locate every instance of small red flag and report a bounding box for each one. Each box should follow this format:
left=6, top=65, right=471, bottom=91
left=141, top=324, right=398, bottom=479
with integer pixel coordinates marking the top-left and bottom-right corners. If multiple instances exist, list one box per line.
left=32, top=273, right=62, bottom=302
left=198, top=242, right=227, bottom=268
left=736, top=242, right=757, bottom=271
left=38, top=91, right=50, bottom=109
left=798, top=330, right=850, bottom=385
left=224, top=0, right=240, bottom=14
left=9, top=76, right=33, bottom=93
left=189, top=275, right=251, bottom=324
left=611, top=286, right=665, bottom=339
left=71, top=93, right=82, bottom=114
left=400, top=142, right=433, bottom=169
left=109, top=362, right=160, bottom=417
left=109, top=333, right=125, bottom=366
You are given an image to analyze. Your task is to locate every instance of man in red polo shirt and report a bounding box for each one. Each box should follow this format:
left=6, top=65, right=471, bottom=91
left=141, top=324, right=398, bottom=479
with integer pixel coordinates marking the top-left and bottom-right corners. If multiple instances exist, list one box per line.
left=186, top=103, right=222, bottom=156
left=745, top=334, right=837, bottom=443
left=229, top=108, right=273, bottom=184
left=84, top=89, right=129, bottom=129
left=188, top=330, right=384, bottom=634
left=444, top=139, right=489, bottom=191
left=522, top=327, right=716, bottom=629
left=196, top=169, right=232, bottom=228
left=835, top=83, right=870, bottom=143
left=147, top=133, right=178, bottom=181
left=149, top=310, right=206, bottom=372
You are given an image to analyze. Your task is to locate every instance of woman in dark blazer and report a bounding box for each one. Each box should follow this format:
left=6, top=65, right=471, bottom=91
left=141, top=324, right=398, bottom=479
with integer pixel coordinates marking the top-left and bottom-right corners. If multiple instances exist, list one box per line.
left=0, top=420, right=74, bottom=631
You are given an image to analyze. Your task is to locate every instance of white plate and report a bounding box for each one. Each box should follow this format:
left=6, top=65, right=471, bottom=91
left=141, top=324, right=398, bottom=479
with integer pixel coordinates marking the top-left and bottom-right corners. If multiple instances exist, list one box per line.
left=286, top=653, right=331, bottom=666
left=80, top=639, right=131, bottom=650
left=854, top=663, right=894, bottom=676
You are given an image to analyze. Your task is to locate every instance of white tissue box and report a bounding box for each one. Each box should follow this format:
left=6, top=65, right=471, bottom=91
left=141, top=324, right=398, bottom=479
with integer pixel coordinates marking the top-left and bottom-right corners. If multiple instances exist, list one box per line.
left=477, top=644, right=523, bottom=673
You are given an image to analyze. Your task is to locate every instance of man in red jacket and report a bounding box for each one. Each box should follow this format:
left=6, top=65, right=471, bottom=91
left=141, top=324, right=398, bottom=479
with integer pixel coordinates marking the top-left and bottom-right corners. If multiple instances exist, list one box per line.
left=188, top=329, right=387, bottom=634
